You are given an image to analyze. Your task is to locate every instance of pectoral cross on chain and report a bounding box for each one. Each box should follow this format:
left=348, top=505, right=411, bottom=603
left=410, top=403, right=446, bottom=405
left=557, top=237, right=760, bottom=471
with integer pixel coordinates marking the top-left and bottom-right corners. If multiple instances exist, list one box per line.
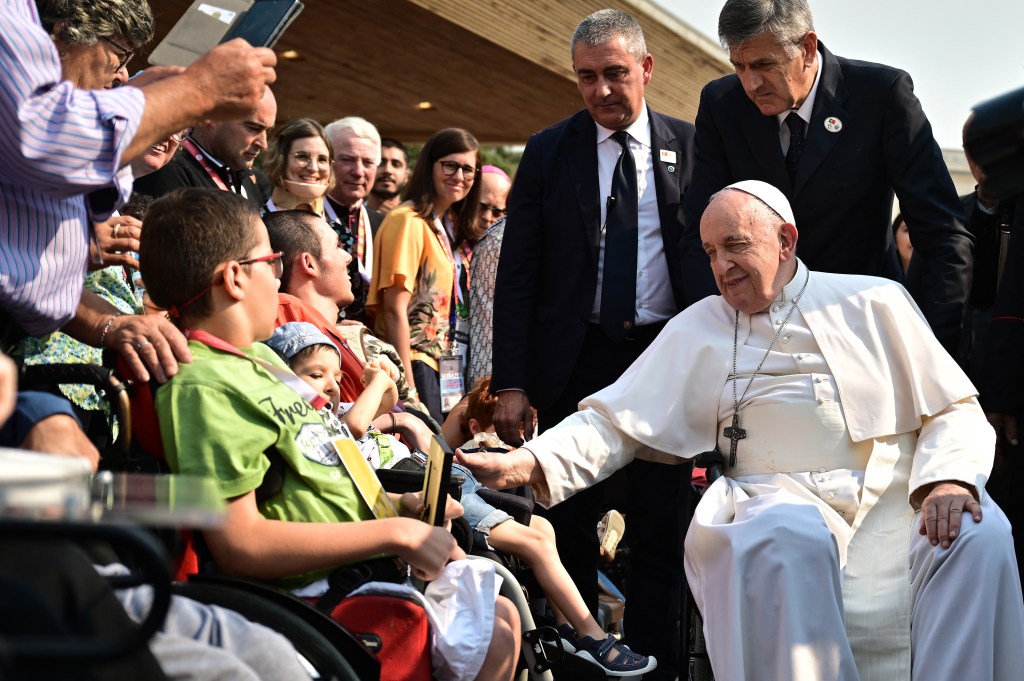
left=723, top=413, right=746, bottom=467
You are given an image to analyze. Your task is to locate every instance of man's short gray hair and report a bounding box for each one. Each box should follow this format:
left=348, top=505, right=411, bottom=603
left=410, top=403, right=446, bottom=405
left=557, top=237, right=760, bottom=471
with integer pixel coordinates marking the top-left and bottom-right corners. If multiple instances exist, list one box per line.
left=37, top=0, right=155, bottom=49
left=717, top=0, right=814, bottom=52
left=570, top=9, right=647, bottom=63
left=324, top=116, right=382, bottom=164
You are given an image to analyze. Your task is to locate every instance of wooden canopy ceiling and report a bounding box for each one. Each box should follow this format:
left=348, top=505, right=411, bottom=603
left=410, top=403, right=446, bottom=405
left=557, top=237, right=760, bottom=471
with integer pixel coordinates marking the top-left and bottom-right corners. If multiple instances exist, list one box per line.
left=140, top=0, right=731, bottom=144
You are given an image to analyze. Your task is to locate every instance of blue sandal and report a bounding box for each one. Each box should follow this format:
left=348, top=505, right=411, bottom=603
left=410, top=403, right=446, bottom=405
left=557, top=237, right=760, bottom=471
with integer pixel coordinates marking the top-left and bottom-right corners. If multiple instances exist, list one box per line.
left=574, top=634, right=657, bottom=677
left=557, top=622, right=580, bottom=654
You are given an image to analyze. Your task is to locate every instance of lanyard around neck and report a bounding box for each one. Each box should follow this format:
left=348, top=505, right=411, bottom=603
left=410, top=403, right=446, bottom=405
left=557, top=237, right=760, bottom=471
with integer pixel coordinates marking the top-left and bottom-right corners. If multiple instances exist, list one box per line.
left=185, top=329, right=329, bottom=410
left=181, top=138, right=230, bottom=192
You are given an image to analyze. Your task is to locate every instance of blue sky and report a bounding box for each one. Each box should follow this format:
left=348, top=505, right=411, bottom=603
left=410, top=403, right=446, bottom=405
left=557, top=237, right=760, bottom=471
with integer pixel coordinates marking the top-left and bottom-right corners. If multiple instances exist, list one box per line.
left=657, top=0, right=1024, bottom=150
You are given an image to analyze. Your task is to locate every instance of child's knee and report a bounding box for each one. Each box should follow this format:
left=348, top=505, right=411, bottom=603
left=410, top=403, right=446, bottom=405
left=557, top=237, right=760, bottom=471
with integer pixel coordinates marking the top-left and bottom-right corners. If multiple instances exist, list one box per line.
left=529, top=514, right=556, bottom=541
left=493, top=596, right=521, bottom=646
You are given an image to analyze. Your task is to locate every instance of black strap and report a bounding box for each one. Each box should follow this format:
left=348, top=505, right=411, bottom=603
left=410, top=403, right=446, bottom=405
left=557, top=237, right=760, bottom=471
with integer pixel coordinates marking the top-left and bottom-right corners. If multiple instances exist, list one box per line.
left=314, top=556, right=409, bottom=615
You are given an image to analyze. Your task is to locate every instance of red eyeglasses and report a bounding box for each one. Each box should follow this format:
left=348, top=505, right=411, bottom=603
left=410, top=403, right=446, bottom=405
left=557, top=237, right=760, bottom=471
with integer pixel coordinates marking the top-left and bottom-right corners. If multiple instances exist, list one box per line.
left=238, top=251, right=284, bottom=279
left=168, top=252, right=283, bottom=319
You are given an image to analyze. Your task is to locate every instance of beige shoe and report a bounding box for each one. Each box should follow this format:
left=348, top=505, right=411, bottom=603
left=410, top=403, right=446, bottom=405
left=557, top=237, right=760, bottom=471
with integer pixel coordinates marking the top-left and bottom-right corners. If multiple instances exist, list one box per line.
left=598, top=509, right=626, bottom=562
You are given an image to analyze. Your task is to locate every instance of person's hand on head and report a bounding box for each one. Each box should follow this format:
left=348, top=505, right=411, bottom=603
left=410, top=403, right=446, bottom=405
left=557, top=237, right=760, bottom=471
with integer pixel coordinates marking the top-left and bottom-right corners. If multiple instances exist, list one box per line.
left=103, top=314, right=192, bottom=383
left=89, top=216, right=142, bottom=271
left=183, top=39, right=277, bottom=123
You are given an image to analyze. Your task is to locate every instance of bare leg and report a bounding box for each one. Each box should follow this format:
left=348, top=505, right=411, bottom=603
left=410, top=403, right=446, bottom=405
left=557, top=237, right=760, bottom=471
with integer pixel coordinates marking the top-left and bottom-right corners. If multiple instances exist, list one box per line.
left=474, top=595, right=520, bottom=681
left=488, top=516, right=605, bottom=640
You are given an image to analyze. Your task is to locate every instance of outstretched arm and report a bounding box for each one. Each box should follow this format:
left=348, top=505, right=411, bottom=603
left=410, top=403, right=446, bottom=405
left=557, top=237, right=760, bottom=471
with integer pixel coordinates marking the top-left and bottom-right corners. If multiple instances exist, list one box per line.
left=459, top=408, right=648, bottom=507
left=206, top=490, right=460, bottom=583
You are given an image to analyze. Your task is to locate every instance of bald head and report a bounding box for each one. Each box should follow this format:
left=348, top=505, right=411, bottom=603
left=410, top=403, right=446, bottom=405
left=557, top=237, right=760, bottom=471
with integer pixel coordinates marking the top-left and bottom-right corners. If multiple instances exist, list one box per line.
left=699, top=186, right=799, bottom=314
left=191, top=87, right=277, bottom=170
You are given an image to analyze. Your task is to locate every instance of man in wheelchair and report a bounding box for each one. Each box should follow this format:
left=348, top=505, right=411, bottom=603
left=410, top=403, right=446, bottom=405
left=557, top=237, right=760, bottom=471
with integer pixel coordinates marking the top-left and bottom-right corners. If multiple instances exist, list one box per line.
left=459, top=181, right=1024, bottom=681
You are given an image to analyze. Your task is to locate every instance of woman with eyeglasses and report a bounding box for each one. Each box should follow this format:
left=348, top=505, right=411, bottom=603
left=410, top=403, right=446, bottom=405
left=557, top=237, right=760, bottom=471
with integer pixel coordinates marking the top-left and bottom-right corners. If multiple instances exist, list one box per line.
left=368, top=128, right=482, bottom=423
left=262, top=118, right=335, bottom=216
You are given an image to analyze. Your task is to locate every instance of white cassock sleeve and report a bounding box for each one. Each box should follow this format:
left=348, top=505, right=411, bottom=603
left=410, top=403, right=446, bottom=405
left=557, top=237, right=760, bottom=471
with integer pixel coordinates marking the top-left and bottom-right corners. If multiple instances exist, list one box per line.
left=909, top=396, right=994, bottom=502
left=523, top=408, right=681, bottom=507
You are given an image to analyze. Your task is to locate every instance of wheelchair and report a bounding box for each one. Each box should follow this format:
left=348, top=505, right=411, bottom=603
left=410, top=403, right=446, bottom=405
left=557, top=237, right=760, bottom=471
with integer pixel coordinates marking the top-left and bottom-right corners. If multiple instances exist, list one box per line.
left=8, top=356, right=643, bottom=680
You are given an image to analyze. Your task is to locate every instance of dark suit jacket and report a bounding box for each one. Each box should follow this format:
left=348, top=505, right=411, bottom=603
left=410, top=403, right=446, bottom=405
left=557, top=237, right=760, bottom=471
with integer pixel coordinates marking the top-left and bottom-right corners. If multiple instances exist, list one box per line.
left=132, top=148, right=269, bottom=210
left=492, top=107, right=697, bottom=410
left=981, top=208, right=1023, bottom=414
left=680, top=43, right=972, bottom=353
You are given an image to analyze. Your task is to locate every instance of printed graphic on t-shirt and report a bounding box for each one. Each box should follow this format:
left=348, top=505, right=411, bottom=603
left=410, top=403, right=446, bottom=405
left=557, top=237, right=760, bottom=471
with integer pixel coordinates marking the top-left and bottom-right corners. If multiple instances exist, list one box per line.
left=296, top=422, right=341, bottom=467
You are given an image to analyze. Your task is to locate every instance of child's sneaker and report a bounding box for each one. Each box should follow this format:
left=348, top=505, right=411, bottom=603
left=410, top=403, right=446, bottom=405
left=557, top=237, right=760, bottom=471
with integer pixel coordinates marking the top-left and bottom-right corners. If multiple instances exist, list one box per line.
left=598, top=509, right=626, bottom=562
left=556, top=622, right=580, bottom=654
left=574, top=634, right=656, bottom=677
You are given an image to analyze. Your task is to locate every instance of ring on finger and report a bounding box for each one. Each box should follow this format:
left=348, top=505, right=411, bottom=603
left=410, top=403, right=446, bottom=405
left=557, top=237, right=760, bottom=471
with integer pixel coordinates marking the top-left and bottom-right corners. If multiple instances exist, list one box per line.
left=135, top=338, right=151, bottom=351
left=112, top=224, right=121, bottom=239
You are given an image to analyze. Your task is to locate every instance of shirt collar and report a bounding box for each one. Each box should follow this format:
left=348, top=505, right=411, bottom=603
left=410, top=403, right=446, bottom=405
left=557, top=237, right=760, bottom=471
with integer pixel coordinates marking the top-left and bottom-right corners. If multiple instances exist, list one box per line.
left=775, top=50, right=822, bottom=129
left=774, top=258, right=810, bottom=304
left=595, top=101, right=651, bottom=148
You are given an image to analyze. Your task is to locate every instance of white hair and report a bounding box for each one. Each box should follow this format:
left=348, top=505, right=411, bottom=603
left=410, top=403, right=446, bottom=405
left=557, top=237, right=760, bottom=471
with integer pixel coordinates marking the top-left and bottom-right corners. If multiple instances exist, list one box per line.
left=324, top=116, right=381, bottom=164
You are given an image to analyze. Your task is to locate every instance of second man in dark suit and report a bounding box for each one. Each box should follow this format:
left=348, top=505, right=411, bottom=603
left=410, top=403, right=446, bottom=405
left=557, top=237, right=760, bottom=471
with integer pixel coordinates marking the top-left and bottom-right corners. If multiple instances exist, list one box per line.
left=680, top=0, right=972, bottom=354
left=491, top=9, right=700, bottom=679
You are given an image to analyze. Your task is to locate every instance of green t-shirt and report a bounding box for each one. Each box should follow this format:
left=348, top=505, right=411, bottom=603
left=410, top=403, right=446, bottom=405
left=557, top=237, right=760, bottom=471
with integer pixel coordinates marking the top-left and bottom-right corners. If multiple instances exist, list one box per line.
left=156, top=340, right=375, bottom=588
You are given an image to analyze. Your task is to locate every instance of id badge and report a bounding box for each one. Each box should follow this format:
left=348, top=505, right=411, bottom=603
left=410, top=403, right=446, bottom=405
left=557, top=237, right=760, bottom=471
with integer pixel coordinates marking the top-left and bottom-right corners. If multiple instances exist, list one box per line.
left=439, top=354, right=465, bottom=414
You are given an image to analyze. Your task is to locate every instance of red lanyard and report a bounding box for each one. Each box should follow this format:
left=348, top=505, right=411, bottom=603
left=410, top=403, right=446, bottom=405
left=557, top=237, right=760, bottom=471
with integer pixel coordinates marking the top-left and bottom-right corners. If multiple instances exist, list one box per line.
left=181, top=138, right=230, bottom=192
left=185, top=330, right=329, bottom=410
left=324, top=200, right=367, bottom=266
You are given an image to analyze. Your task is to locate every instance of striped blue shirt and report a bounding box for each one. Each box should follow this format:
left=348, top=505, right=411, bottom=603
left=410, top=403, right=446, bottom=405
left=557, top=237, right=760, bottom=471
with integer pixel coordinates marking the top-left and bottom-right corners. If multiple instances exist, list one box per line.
left=0, top=0, right=145, bottom=335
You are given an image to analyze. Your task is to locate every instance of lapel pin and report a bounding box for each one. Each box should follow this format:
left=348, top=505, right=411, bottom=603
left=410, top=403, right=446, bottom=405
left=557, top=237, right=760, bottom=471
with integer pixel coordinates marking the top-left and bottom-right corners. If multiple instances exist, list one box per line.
left=659, top=149, right=677, bottom=163
left=667, top=165, right=675, bottom=173
left=824, top=117, right=843, bottom=133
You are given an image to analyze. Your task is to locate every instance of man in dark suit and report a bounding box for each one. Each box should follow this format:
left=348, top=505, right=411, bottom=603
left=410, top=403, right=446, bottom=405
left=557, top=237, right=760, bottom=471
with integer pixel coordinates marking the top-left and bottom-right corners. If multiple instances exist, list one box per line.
left=680, top=0, right=972, bottom=354
left=491, top=9, right=699, bottom=678
left=132, top=87, right=276, bottom=210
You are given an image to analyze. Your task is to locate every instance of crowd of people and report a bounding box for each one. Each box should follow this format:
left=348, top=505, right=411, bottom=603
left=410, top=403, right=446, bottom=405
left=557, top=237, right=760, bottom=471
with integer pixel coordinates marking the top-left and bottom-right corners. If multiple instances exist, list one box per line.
left=2, top=0, right=1023, bottom=679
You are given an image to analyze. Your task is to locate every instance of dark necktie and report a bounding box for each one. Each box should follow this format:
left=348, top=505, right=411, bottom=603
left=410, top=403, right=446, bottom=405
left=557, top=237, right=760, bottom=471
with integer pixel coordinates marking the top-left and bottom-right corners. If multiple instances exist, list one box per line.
left=600, top=130, right=639, bottom=340
left=785, top=112, right=806, bottom=183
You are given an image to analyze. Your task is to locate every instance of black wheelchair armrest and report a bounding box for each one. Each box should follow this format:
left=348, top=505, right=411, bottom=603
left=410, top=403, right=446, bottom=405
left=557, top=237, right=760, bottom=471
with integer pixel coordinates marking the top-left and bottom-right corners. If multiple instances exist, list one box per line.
left=375, top=468, right=465, bottom=502
left=477, top=487, right=534, bottom=526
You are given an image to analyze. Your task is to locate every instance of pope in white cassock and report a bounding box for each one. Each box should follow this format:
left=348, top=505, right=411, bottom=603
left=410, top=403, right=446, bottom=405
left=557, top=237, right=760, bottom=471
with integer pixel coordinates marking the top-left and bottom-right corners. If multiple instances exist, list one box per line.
left=458, top=180, right=1024, bottom=681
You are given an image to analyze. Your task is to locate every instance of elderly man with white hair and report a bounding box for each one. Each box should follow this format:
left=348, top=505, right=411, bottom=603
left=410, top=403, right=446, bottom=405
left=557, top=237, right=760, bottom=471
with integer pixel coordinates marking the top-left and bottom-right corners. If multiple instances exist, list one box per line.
left=324, top=116, right=384, bottom=322
left=460, top=180, right=1024, bottom=681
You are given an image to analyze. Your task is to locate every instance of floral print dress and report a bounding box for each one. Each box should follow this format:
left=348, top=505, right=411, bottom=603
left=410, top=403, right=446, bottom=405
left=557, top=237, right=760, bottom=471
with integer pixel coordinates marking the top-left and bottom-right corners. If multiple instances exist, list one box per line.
left=368, top=204, right=458, bottom=372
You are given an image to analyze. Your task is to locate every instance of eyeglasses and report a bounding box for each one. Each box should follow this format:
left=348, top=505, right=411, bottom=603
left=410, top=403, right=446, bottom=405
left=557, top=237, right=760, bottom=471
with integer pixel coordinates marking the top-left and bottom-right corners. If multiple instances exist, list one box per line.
left=102, top=36, right=135, bottom=72
left=290, top=151, right=332, bottom=171
left=334, top=154, right=377, bottom=171
left=438, top=160, right=479, bottom=180
left=239, top=251, right=285, bottom=279
left=168, top=251, right=284, bottom=318
left=479, top=202, right=506, bottom=218
left=169, top=129, right=189, bottom=144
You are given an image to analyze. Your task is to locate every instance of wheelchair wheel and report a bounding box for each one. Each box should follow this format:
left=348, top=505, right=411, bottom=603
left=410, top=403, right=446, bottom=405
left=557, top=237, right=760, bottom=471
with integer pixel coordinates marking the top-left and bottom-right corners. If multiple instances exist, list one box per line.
left=171, top=580, right=375, bottom=681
